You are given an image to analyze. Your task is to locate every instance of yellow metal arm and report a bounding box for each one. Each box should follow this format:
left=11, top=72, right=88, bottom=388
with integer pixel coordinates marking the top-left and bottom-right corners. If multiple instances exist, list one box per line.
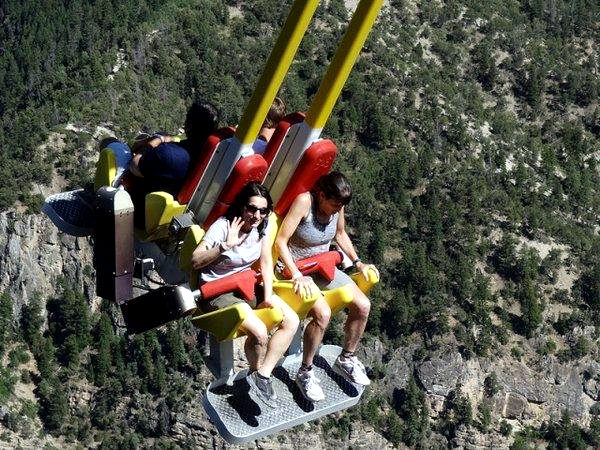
left=306, top=0, right=383, bottom=130
left=144, top=192, right=186, bottom=232
left=191, top=303, right=284, bottom=341
left=350, top=266, right=380, bottom=295
left=235, top=0, right=320, bottom=146
left=273, top=280, right=318, bottom=319
left=95, top=147, right=117, bottom=190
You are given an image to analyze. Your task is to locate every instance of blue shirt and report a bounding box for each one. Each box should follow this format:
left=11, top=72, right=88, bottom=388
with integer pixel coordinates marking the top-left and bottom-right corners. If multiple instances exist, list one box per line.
left=138, top=142, right=191, bottom=196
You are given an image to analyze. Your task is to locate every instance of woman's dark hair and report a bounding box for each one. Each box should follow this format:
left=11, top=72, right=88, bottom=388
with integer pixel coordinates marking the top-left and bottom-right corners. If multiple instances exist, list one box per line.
left=225, top=182, right=273, bottom=236
left=185, top=100, right=219, bottom=143
left=313, top=171, right=352, bottom=205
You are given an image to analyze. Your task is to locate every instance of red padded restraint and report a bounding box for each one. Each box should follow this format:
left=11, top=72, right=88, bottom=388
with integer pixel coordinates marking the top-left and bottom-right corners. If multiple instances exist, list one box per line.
left=199, top=269, right=257, bottom=303
left=282, top=251, right=343, bottom=282
left=262, top=112, right=305, bottom=167
left=177, top=127, right=235, bottom=204
left=274, top=139, right=337, bottom=216
left=203, top=154, right=268, bottom=229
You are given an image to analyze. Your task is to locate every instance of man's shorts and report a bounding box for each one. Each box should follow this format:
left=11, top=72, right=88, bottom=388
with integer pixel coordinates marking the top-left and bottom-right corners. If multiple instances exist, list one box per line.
left=199, top=289, right=263, bottom=313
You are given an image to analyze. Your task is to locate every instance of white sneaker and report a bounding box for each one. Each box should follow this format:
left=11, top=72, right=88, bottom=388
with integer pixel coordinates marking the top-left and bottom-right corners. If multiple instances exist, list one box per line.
left=295, top=368, right=325, bottom=402
left=333, top=355, right=371, bottom=386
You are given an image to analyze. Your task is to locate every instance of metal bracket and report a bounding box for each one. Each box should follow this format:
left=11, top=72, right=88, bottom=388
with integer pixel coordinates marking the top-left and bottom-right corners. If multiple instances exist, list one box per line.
left=206, top=336, right=235, bottom=383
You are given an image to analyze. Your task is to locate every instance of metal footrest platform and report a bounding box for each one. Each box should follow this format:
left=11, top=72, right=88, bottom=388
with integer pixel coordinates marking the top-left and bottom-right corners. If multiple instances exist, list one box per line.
left=203, top=344, right=365, bottom=444
left=42, top=188, right=95, bottom=236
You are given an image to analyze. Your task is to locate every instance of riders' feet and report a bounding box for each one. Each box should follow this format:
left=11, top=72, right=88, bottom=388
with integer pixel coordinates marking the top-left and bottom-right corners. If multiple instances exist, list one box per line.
left=248, top=371, right=278, bottom=408
left=295, top=367, right=325, bottom=402
left=333, top=354, right=371, bottom=386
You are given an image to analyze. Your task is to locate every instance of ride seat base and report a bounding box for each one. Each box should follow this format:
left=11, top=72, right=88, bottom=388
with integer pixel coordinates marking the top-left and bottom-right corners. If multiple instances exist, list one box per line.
left=203, top=344, right=365, bottom=444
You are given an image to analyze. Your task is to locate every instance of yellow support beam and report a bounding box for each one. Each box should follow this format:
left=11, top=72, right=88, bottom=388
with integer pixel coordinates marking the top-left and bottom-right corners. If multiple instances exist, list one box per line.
left=305, top=0, right=383, bottom=130
left=235, top=0, right=320, bottom=145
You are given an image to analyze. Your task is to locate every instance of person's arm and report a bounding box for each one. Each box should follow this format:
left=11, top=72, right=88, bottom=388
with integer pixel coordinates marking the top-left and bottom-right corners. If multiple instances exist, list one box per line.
left=259, top=235, right=274, bottom=306
left=131, top=134, right=174, bottom=154
left=334, top=209, right=380, bottom=280
left=129, top=153, right=144, bottom=178
left=128, top=136, right=174, bottom=179
left=274, top=193, right=319, bottom=298
left=191, top=217, right=244, bottom=270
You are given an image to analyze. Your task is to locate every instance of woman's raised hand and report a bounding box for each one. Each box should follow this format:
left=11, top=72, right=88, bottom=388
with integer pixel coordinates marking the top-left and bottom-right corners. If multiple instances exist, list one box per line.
left=225, top=217, right=245, bottom=249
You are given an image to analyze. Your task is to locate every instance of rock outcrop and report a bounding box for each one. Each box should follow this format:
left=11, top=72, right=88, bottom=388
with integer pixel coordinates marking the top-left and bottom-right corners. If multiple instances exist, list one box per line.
left=0, top=211, right=95, bottom=313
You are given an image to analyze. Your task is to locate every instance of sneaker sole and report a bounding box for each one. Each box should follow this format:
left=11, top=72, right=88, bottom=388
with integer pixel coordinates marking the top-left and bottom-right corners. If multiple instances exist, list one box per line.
left=332, top=362, right=371, bottom=386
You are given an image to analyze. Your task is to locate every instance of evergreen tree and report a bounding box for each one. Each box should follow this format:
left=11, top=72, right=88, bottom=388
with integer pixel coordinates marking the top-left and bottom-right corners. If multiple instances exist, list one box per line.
left=0, top=291, right=14, bottom=355
left=20, top=293, right=44, bottom=347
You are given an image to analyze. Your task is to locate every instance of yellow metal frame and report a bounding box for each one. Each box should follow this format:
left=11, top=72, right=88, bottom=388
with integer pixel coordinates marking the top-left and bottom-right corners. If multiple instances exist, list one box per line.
left=306, top=0, right=383, bottom=130
left=235, top=0, right=320, bottom=145
left=144, top=192, right=186, bottom=233
left=191, top=303, right=283, bottom=341
left=95, top=148, right=117, bottom=191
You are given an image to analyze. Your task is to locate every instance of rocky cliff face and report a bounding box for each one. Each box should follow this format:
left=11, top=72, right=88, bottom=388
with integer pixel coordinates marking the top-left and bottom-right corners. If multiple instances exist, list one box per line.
left=0, top=210, right=96, bottom=315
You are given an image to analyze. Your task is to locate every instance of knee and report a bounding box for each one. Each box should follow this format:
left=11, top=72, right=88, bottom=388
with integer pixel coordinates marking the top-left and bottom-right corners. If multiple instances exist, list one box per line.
left=312, top=304, right=331, bottom=330
left=248, top=323, right=268, bottom=347
left=283, top=311, right=300, bottom=333
left=353, top=295, right=371, bottom=320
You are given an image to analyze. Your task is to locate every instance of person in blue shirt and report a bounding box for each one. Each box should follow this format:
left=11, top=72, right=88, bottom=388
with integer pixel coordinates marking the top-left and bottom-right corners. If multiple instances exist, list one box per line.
left=128, top=101, right=218, bottom=228
left=251, top=97, right=286, bottom=156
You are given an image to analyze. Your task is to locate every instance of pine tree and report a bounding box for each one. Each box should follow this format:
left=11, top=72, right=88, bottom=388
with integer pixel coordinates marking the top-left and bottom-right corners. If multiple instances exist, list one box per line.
left=20, top=292, right=44, bottom=347
left=0, top=291, right=14, bottom=355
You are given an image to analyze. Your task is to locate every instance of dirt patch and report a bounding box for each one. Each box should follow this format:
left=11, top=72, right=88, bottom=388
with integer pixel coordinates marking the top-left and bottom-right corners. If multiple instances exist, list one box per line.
left=384, top=247, right=402, bottom=263
left=227, top=5, right=243, bottom=19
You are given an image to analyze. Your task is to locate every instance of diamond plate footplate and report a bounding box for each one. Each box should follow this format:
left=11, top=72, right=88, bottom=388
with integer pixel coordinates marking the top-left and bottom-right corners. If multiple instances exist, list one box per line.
left=203, top=344, right=365, bottom=444
left=42, top=189, right=95, bottom=236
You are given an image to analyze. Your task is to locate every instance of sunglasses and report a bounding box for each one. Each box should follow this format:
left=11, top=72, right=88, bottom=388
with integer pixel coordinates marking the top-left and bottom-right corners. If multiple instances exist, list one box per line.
left=245, top=204, right=270, bottom=216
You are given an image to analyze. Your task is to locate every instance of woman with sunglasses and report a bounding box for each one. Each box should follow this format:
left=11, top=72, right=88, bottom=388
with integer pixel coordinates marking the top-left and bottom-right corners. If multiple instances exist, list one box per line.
left=191, top=182, right=299, bottom=408
left=275, top=171, right=379, bottom=403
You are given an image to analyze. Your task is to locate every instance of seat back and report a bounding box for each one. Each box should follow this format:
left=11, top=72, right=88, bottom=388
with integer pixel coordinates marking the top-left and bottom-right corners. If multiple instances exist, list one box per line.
left=274, top=139, right=337, bottom=216
left=262, top=112, right=305, bottom=167
left=202, top=154, right=269, bottom=229
left=177, top=127, right=236, bottom=204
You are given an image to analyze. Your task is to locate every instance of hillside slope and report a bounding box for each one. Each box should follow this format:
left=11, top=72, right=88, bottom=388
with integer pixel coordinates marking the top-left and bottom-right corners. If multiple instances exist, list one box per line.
left=0, top=0, right=598, bottom=448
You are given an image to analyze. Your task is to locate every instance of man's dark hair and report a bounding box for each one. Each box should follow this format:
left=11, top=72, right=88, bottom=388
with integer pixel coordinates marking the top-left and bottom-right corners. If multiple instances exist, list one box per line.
left=226, top=182, right=273, bottom=236
left=313, top=171, right=352, bottom=205
left=185, top=100, right=219, bottom=143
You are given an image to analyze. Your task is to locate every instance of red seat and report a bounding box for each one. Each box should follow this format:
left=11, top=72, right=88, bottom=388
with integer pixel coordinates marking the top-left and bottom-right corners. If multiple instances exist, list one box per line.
left=199, top=269, right=257, bottom=303
left=203, top=154, right=268, bottom=229
left=177, top=127, right=236, bottom=204
left=262, top=112, right=305, bottom=167
left=274, top=139, right=337, bottom=216
left=281, top=251, right=343, bottom=282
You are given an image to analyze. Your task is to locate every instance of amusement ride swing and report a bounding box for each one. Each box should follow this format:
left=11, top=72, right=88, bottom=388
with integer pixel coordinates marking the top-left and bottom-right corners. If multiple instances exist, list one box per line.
left=43, top=0, right=383, bottom=443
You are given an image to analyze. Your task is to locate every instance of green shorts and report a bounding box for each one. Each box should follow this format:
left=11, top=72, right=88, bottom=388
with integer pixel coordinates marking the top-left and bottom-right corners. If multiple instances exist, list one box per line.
left=199, top=289, right=264, bottom=313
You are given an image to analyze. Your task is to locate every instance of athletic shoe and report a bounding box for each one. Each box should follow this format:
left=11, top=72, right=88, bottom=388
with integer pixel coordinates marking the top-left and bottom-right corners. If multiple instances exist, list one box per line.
left=295, top=367, right=325, bottom=402
left=333, top=355, right=371, bottom=386
left=247, top=371, right=278, bottom=408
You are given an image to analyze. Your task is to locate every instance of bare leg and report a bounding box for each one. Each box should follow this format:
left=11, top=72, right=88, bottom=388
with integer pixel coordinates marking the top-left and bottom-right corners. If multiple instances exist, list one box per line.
left=343, top=284, right=371, bottom=353
left=258, top=295, right=300, bottom=377
left=239, top=306, right=268, bottom=372
left=302, top=297, right=331, bottom=366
